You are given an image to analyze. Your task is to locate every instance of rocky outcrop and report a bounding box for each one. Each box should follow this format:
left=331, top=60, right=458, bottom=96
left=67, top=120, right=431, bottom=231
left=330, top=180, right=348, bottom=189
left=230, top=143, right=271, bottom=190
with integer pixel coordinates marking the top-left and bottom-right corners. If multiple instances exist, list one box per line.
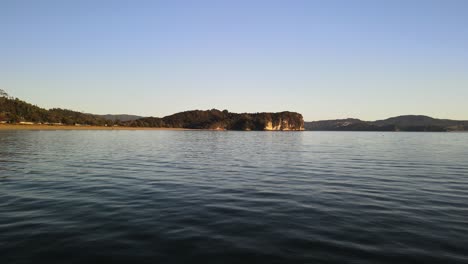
left=224, top=111, right=304, bottom=131
left=262, top=114, right=304, bottom=131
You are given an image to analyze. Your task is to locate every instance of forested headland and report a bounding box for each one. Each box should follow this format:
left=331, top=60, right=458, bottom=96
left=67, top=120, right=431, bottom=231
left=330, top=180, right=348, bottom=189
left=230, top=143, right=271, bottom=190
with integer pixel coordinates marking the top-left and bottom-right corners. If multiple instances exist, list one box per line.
left=0, top=90, right=304, bottom=130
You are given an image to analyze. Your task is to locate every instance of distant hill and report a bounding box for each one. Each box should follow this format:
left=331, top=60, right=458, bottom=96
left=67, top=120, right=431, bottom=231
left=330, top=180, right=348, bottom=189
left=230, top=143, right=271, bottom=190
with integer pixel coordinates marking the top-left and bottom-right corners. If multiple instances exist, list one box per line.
left=305, top=115, right=468, bottom=132
left=97, top=114, right=143, bottom=122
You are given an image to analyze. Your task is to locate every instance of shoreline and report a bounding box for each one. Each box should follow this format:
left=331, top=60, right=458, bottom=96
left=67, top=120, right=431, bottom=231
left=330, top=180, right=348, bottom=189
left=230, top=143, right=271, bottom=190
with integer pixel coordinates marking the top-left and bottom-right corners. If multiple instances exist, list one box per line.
left=0, top=124, right=304, bottom=131
left=0, top=124, right=191, bottom=131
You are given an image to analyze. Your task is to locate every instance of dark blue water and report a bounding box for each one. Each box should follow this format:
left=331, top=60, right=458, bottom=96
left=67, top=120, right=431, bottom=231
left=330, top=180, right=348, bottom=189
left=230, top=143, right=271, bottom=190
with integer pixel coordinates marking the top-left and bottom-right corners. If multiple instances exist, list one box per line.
left=1, top=131, right=468, bottom=263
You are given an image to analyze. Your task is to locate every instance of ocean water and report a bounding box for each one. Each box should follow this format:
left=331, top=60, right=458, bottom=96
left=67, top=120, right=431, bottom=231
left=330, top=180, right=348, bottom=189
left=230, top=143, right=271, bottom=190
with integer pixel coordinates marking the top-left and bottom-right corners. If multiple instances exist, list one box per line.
left=1, top=130, right=467, bottom=264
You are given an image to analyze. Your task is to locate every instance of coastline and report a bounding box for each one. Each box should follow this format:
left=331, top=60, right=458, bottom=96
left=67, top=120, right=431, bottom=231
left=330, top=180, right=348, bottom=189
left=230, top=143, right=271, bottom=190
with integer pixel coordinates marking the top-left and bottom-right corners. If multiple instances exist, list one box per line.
left=0, top=124, right=191, bottom=131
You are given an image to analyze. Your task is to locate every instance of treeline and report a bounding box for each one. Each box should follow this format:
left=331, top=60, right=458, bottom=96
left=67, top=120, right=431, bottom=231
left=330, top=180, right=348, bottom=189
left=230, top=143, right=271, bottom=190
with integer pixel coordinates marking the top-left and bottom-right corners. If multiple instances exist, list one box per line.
left=0, top=90, right=304, bottom=130
left=0, top=93, right=113, bottom=126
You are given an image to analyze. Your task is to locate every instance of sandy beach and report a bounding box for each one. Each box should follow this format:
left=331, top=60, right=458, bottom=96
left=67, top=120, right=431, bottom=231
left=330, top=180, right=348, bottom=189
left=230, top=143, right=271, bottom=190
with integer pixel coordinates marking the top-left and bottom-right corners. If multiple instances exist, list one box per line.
left=0, top=124, right=191, bottom=131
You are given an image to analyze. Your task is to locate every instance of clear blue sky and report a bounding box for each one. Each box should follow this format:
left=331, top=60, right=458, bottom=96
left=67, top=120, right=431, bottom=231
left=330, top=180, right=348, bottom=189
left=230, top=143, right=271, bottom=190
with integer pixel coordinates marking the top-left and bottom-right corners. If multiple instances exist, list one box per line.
left=1, top=0, right=468, bottom=121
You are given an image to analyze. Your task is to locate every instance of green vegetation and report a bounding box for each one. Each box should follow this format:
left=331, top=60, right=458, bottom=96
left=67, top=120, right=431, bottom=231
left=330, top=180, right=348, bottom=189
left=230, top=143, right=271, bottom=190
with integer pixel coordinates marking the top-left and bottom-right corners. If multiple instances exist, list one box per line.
left=0, top=90, right=112, bottom=125
left=0, top=90, right=304, bottom=130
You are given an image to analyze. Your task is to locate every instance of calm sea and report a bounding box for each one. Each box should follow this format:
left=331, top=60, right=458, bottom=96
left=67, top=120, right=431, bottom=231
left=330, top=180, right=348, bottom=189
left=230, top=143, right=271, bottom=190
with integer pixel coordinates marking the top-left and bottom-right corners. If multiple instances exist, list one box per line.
left=1, top=131, right=467, bottom=263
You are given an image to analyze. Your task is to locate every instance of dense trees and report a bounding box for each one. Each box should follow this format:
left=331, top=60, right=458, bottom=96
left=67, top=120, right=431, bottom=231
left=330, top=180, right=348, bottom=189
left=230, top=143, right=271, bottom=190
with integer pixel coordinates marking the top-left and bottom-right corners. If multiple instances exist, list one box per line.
left=0, top=92, right=304, bottom=130
left=0, top=96, right=111, bottom=125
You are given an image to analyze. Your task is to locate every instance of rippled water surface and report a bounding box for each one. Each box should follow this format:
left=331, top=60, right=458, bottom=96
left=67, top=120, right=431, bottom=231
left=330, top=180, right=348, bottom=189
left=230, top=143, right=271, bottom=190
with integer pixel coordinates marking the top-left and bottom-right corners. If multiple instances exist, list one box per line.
left=1, top=131, right=468, bottom=263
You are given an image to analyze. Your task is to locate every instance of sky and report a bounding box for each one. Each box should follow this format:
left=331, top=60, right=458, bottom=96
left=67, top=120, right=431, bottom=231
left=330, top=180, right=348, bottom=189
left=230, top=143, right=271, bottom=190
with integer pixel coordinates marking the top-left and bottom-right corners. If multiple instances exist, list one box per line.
left=1, top=0, right=468, bottom=121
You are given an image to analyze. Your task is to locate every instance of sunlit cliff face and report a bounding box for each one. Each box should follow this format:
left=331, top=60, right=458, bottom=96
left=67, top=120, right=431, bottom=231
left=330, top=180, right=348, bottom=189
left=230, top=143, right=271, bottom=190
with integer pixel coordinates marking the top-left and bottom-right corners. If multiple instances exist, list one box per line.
left=264, top=119, right=304, bottom=131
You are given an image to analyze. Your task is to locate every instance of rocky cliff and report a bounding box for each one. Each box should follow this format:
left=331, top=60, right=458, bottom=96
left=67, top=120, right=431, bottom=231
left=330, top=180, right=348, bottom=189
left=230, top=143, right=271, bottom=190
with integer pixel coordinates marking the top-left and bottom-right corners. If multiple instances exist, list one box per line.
left=255, top=112, right=304, bottom=131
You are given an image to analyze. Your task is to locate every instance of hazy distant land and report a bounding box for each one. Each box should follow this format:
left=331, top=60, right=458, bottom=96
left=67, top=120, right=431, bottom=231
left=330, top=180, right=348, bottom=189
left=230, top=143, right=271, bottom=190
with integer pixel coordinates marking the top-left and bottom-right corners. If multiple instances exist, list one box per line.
left=304, top=116, right=468, bottom=132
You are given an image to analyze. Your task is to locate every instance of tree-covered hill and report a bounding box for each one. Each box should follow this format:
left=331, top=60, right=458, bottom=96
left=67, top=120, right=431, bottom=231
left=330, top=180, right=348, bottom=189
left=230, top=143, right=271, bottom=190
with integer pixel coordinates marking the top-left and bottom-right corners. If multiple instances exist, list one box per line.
left=0, top=90, right=111, bottom=125
left=0, top=90, right=304, bottom=130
